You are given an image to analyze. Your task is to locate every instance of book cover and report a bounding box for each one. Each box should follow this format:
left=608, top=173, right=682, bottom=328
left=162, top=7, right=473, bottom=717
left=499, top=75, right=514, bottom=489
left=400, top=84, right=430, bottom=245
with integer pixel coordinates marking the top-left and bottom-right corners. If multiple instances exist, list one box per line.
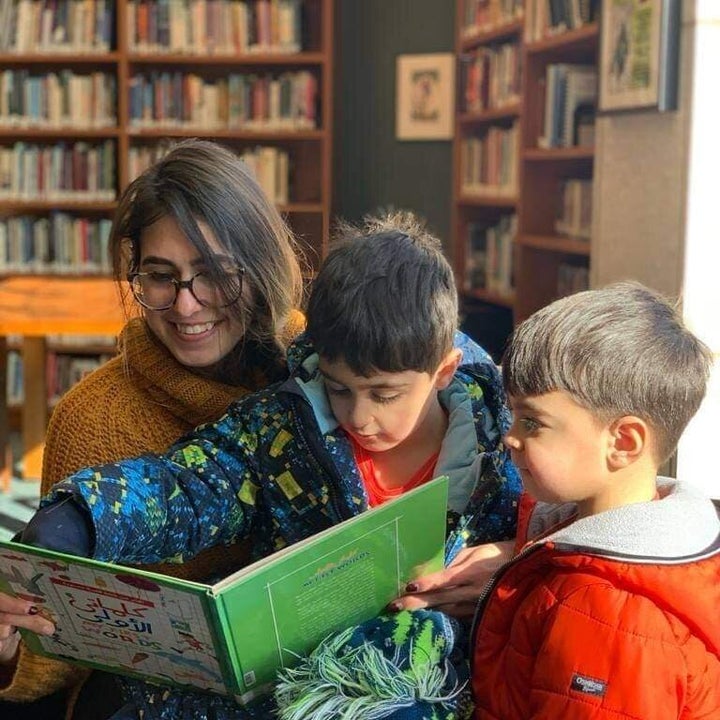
left=0, top=476, right=448, bottom=702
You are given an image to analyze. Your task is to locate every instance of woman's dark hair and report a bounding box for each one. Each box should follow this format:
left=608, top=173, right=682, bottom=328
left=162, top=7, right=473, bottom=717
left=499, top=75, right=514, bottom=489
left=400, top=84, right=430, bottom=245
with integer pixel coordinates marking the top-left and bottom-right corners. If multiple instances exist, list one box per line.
left=110, top=139, right=304, bottom=380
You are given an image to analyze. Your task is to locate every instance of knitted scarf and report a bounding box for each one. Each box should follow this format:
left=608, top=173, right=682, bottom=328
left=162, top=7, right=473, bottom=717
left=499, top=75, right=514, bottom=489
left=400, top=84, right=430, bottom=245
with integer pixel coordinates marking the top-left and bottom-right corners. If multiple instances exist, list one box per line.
left=108, top=610, right=465, bottom=720
left=275, top=609, right=468, bottom=720
left=118, top=317, right=250, bottom=427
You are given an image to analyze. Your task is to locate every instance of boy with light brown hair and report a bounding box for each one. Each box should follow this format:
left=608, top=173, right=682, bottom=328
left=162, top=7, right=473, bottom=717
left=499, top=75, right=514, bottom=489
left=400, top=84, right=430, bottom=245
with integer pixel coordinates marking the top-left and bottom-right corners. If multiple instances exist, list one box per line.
left=472, top=281, right=720, bottom=719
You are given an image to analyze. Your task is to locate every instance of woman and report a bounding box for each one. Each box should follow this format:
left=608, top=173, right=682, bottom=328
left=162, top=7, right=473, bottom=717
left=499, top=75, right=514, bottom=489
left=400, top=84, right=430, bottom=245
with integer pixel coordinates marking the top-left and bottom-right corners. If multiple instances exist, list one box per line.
left=0, top=139, right=305, bottom=719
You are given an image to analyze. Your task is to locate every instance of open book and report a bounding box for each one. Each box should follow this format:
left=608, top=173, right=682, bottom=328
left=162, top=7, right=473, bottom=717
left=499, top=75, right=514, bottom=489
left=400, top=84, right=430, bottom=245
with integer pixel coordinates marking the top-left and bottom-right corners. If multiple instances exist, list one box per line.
left=0, top=476, right=448, bottom=702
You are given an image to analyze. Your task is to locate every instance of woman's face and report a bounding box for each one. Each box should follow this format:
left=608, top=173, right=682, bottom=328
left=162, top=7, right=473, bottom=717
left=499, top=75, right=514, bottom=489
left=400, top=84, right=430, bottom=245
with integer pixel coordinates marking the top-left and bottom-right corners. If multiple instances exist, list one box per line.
left=137, top=215, right=247, bottom=370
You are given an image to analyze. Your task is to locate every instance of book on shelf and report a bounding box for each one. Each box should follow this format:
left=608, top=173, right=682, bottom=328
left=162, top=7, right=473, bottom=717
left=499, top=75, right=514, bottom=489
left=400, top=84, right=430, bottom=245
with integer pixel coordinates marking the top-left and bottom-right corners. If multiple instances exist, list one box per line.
left=6, top=348, right=23, bottom=406
left=461, top=42, right=521, bottom=114
left=555, top=178, right=592, bottom=240
left=240, top=145, right=289, bottom=205
left=461, top=0, right=523, bottom=37
left=539, top=63, right=596, bottom=149
left=46, top=351, right=115, bottom=406
left=465, top=214, right=516, bottom=295
left=0, top=476, right=448, bottom=703
left=461, top=123, right=519, bottom=197
left=525, top=0, right=599, bottom=42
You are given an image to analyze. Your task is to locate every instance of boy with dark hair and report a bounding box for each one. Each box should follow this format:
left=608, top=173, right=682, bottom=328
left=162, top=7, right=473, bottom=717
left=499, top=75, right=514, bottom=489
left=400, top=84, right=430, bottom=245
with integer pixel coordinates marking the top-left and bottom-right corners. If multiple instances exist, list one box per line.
left=21, top=211, right=521, bottom=720
left=471, top=282, right=719, bottom=719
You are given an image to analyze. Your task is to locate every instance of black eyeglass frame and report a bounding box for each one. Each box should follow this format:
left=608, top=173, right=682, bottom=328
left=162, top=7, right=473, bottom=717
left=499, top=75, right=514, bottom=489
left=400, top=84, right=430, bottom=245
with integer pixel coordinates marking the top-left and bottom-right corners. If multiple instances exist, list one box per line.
left=127, top=267, right=245, bottom=311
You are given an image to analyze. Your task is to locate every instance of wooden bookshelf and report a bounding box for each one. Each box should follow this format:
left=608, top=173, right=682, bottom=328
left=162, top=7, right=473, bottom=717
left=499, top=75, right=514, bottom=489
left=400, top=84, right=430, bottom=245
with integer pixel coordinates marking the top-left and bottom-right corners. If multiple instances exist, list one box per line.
left=452, top=1, right=523, bottom=347
left=516, top=14, right=598, bottom=323
left=452, top=0, right=599, bottom=336
left=0, top=0, right=334, bottom=481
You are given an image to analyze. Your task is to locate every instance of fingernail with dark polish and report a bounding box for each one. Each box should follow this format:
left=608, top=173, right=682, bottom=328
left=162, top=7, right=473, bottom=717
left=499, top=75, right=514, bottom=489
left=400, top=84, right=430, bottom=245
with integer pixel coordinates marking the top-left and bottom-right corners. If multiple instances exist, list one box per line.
left=405, top=582, right=418, bottom=592
left=386, top=601, right=401, bottom=613
left=28, top=606, right=39, bottom=615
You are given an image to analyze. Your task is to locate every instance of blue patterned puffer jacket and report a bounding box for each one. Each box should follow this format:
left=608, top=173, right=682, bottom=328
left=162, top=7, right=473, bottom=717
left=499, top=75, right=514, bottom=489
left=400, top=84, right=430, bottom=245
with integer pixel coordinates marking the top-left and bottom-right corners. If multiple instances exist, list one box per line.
left=45, top=331, right=520, bottom=568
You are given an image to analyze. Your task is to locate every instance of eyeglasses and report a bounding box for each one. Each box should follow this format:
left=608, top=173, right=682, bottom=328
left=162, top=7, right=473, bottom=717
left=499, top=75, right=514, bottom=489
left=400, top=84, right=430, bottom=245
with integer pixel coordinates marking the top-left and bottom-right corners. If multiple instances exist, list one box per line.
left=128, top=268, right=245, bottom=311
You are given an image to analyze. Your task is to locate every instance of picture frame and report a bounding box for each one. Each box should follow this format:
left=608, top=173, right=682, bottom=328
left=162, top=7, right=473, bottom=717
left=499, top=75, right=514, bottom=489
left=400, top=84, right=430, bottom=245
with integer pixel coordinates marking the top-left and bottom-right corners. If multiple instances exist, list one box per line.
left=598, top=0, right=681, bottom=113
left=396, top=53, right=455, bottom=140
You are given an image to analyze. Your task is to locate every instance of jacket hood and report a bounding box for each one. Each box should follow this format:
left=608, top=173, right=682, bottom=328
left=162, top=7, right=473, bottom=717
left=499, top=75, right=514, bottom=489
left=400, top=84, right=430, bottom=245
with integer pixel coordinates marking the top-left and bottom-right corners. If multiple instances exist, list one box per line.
left=532, top=478, right=720, bottom=561
left=530, top=479, right=720, bottom=658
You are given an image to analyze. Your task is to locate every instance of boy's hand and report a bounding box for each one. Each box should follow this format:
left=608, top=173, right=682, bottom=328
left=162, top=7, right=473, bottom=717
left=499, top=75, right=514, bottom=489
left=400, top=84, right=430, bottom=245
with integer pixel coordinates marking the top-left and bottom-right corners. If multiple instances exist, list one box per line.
left=0, top=592, right=55, bottom=664
left=390, top=540, right=515, bottom=619
left=19, top=496, right=94, bottom=557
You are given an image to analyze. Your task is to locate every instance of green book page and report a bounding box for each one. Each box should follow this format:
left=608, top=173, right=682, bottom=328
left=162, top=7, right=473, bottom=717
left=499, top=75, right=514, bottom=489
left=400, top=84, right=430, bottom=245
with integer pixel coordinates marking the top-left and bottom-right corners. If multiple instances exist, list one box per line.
left=0, top=543, right=233, bottom=694
left=214, top=476, right=448, bottom=698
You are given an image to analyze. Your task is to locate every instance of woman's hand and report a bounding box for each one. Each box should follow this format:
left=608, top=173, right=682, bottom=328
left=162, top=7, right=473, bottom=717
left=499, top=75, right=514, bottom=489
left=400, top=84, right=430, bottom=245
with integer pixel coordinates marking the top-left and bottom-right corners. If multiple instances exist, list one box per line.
left=391, top=539, right=516, bottom=620
left=0, top=592, right=55, bottom=664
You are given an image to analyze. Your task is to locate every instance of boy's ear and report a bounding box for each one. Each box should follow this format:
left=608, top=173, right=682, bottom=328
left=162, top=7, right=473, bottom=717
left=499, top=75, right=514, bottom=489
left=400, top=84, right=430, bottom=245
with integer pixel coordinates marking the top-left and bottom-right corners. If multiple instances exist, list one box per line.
left=607, top=415, right=649, bottom=469
left=434, top=349, right=462, bottom=390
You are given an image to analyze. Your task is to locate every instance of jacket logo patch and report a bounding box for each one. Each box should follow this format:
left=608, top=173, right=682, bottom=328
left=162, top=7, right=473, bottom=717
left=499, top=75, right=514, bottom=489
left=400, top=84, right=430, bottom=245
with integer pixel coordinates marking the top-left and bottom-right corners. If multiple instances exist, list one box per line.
left=570, top=673, right=607, bottom=697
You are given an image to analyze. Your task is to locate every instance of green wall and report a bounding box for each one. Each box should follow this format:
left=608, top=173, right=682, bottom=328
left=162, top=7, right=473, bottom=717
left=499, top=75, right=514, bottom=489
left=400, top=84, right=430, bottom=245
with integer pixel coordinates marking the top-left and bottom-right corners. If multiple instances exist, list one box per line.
left=333, top=0, right=455, bottom=245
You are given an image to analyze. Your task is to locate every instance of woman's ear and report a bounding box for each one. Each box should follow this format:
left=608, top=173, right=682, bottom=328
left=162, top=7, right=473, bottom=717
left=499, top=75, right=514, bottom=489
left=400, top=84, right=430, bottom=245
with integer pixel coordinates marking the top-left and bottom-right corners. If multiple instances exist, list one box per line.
left=607, top=415, right=649, bottom=469
left=434, top=349, right=463, bottom=390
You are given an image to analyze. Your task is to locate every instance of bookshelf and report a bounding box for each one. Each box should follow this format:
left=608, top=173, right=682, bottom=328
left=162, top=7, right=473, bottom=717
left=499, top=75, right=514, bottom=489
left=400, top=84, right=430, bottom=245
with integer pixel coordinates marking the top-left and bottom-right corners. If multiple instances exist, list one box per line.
left=0, top=0, right=333, bottom=479
left=452, top=0, right=599, bottom=334
left=516, top=13, right=598, bottom=323
left=452, top=3, right=522, bottom=313
left=0, top=276, right=126, bottom=486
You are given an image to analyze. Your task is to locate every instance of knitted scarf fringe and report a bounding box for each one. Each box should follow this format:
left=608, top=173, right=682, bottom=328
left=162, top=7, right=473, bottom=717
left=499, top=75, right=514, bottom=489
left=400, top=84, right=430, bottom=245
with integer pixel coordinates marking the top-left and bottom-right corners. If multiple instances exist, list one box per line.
left=274, top=626, right=462, bottom=720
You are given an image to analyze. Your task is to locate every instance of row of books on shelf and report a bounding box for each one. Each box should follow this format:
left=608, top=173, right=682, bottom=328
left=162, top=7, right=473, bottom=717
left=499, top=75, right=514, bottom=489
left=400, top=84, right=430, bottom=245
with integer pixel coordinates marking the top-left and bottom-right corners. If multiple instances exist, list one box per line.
left=128, top=0, right=304, bottom=55
left=0, top=70, right=116, bottom=129
left=0, top=140, right=116, bottom=200
left=128, top=70, right=317, bottom=129
left=7, top=348, right=114, bottom=408
left=460, top=0, right=523, bottom=38
left=460, top=123, right=519, bottom=197
left=556, top=178, right=592, bottom=240
left=539, top=63, right=597, bottom=149
left=0, top=0, right=113, bottom=53
left=525, top=0, right=599, bottom=42
left=0, top=140, right=294, bottom=207
left=128, top=141, right=290, bottom=203
left=238, top=145, right=289, bottom=205
left=465, top=215, right=515, bottom=297
left=460, top=42, right=521, bottom=114
left=0, top=213, right=112, bottom=274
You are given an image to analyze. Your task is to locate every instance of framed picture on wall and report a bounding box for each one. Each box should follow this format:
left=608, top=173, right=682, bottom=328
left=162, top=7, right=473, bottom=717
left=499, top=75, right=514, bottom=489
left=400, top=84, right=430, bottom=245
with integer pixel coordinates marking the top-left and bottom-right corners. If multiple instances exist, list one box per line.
left=396, top=53, right=455, bottom=140
left=598, top=0, right=681, bottom=113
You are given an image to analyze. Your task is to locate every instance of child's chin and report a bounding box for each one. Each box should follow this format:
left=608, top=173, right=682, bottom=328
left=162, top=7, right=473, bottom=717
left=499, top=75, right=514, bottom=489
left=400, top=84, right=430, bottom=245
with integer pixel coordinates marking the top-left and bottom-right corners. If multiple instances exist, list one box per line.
left=355, top=435, right=390, bottom=452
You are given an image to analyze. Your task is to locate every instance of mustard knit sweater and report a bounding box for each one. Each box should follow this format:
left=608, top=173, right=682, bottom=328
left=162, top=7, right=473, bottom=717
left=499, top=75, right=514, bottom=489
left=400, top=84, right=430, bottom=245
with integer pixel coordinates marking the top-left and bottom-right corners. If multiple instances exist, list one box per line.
left=0, top=315, right=303, bottom=716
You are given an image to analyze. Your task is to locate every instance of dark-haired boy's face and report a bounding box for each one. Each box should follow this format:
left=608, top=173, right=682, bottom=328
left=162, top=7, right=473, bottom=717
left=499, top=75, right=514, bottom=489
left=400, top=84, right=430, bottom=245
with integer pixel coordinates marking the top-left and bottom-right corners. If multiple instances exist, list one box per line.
left=318, top=353, right=459, bottom=454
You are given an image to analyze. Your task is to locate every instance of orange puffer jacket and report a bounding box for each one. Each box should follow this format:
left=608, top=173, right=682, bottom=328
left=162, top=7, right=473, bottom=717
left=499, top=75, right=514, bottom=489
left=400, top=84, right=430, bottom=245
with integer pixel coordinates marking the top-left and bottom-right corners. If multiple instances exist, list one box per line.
left=471, top=479, right=720, bottom=719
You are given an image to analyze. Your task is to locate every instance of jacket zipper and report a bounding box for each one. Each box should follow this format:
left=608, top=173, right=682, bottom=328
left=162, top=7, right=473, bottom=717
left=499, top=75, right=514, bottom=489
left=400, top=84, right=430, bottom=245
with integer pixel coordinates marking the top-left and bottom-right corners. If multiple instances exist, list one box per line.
left=468, top=542, right=545, bottom=674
